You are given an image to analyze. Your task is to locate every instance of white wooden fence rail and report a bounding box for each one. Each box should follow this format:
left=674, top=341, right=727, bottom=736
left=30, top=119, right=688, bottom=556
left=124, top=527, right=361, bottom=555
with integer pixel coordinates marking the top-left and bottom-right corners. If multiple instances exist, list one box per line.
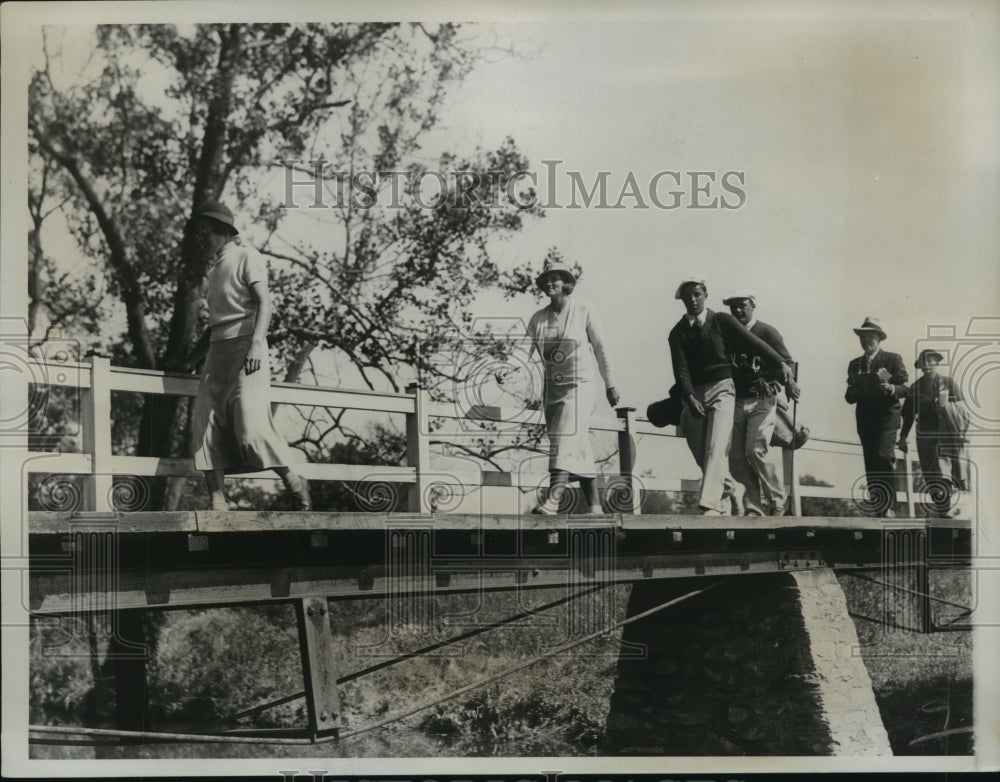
left=26, top=355, right=924, bottom=516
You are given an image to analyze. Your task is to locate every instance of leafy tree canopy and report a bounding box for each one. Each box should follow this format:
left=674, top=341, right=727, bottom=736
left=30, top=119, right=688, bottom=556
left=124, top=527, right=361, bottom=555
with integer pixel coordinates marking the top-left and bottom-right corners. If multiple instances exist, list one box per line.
left=29, top=23, right=549, bottom=505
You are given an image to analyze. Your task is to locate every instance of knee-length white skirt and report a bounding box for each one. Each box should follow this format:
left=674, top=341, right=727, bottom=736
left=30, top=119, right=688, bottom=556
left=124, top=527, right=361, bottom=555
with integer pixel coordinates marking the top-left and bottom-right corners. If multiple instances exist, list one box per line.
left=191, top=334, right=295, bottom=473
left=544, top=380, right=596, bottom=477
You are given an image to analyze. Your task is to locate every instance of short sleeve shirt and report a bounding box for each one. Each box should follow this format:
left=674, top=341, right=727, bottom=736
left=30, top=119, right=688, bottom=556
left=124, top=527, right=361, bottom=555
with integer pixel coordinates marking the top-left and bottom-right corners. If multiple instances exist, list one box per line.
left=206, top=241, right=267, bottom=328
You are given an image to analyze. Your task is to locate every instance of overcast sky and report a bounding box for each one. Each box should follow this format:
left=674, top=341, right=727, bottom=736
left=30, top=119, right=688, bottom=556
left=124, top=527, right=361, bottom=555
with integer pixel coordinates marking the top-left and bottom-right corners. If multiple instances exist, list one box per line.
left=4, top=1, right=1000, bottom=773
left=10, top=1, right=1000, bottom=445
left=425, top=10, right=1000, bottom=443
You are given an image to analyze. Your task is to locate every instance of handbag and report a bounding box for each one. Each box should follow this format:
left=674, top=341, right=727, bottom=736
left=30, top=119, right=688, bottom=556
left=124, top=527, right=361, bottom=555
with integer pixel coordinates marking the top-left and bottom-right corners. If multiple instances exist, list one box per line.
left=771, top=394, right=810, bottom=449
left=647, top=384, right=684, bottom=428
left=935, top=379, right=971, bottom=442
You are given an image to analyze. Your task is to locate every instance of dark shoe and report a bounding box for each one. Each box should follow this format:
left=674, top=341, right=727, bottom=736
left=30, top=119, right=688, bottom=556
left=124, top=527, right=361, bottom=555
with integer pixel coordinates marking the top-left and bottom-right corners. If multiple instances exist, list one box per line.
left=284, top=474, right=311, bottom=511
left=728, top=483, right=746, bottom=516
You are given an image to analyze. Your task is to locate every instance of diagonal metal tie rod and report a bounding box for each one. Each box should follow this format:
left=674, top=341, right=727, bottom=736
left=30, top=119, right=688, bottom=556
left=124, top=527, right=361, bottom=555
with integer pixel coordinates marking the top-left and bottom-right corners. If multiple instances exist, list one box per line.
left=29, top=579, right=727, bottom=745
left=333, top=578, right=729, bottom=743
left=214, top=584, right=609, bottom=727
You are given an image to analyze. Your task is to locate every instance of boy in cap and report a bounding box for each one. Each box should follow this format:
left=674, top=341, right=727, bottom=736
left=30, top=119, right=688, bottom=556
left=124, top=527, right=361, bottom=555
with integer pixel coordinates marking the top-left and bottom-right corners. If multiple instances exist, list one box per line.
left=844, top=316, right=908, bottom=517
left=898, top=348, right=968, bottom=517
left=668, top=278, right=794, bottom=515
left=723, top=290, right=800, bottom=516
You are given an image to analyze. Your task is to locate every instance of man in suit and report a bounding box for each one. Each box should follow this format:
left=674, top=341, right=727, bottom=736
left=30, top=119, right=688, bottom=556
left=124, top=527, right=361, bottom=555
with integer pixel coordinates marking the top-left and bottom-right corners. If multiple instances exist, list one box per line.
left=669, top=277, right=794, bottom=516
left=723, top=291, right=800, bottom=516
left=844, top=316, right=909, bottom=517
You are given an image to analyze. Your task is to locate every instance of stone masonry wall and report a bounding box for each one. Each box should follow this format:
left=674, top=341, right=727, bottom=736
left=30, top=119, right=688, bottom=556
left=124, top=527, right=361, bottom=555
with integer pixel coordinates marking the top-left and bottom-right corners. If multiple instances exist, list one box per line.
left=601, top=571, right=890, bottom=755
left=792, top=568, right=892, bottom=755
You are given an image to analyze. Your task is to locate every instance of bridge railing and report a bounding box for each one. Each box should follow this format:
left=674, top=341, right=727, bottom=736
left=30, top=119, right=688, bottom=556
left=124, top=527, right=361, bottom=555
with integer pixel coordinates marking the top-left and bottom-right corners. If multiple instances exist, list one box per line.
left=25, top=354, right=924, bottom=516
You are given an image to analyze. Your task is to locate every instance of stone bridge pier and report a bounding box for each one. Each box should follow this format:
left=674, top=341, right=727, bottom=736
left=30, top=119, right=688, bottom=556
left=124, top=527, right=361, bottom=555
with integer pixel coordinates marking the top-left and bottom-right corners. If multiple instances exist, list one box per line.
left=602, top=569, right=892, bottom=756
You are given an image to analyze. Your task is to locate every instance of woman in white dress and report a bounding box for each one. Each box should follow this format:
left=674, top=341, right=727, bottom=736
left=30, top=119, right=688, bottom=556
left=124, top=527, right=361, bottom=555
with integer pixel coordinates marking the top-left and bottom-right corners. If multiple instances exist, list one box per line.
left=527, top=258, right=620, bottom=514
left=185, top=201, right=310, bottom=511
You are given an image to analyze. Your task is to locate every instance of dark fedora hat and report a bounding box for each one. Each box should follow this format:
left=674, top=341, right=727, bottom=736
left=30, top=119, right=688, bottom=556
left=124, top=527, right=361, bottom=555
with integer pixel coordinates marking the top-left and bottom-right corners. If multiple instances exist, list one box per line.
left=852, top=315, right=887, bottom=341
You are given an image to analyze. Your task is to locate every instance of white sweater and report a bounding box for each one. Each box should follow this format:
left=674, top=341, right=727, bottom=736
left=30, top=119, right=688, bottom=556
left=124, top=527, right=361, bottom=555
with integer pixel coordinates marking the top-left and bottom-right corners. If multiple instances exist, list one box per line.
left=527, top=298, right=615, bottom=388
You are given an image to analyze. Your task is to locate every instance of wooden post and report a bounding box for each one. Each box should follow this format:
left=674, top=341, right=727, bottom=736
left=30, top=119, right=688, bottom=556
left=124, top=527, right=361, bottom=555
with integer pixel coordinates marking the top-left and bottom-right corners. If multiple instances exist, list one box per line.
left=786, top=363, right=803, bottom=517
left=82, top=353, right=114, bottom=512
left=615, top=407, right=640, bottom=514
left=406, top=382, right=432, bottom=514
left=782, top=447, right=802, bottom=516
left=0, top=320, right=29, bottom=556
left=295, top=597, right=342, bottom=738
left=902, top=455, right=917, bottom=518
left=918, top=522, right=931, bottom=633
left=110, top=609, right=150, bottom=731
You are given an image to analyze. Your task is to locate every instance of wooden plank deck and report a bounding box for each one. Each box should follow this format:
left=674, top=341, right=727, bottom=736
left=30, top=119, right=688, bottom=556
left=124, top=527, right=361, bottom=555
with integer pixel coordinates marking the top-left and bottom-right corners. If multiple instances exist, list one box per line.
left=28, top=510, right=973, bottom=535
left=26, top=510, right=972, bottom=615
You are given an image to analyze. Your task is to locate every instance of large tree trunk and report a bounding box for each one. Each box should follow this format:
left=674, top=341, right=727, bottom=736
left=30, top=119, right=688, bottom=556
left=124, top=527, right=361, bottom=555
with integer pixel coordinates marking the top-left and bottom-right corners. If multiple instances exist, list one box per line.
left=142, top=26, right=245, bottom=510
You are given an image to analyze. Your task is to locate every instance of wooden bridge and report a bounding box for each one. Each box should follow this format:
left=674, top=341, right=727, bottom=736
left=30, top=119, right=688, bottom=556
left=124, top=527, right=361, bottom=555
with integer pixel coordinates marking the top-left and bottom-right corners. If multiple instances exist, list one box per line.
left=22, top=353, right=948, bottom=516
left=20, top=355, right=975, bottom=751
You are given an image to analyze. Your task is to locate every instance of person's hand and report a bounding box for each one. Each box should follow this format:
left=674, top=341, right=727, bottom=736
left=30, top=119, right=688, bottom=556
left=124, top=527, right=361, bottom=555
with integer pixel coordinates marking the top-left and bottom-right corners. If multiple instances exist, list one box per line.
left=184, top=351, right=206, bottom=374
left=686, top=393, right=706, bottom=418
left=876, top=367, right=893, bottom=394
left=606, top=387, right=620, bottom=406
left=778, top=363, right=795, bottom=385
left=244, top=338, right=267, bottom=375
left=785, top=378, right=801, bottom=402
left=896, top=436, right=908, bottom=453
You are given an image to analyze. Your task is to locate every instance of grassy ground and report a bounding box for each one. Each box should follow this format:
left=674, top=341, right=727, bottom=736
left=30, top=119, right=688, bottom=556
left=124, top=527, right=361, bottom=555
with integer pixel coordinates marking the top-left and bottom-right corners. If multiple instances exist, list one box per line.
left=29, top=568, right=974, bottom=759
left=30, top=585, right=629, bottom=759
left=837, top=567, right=973, bottom=755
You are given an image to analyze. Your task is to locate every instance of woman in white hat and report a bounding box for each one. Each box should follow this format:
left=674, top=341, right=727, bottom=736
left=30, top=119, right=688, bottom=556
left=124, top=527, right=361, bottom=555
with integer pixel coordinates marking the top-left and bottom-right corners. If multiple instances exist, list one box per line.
left=897, top=349, right=969, bottom=517
left=527, top=258, right=619, bottom=514
left=185, top=201, right=310, bottom=511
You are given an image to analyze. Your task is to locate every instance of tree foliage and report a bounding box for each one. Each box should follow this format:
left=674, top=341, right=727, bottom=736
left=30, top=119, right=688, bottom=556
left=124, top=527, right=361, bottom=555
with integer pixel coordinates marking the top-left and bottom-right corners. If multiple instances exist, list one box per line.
left=29, top=23, right=546, bottom=507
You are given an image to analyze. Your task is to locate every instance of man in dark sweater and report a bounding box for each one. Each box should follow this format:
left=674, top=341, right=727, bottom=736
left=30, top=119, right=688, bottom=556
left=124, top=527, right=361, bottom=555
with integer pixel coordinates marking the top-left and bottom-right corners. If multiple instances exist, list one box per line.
left=668, top=278, right=794, bottom=515
left=844, top=316, right=909, bottom=517
left=723, top=291, right=801, bottom=516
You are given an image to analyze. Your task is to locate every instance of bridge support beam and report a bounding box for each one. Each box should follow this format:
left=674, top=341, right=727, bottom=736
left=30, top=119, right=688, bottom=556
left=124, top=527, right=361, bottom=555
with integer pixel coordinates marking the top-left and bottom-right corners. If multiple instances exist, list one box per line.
left=604, top=570, right=893, bottom=755
left=295, top=597, right=342, bottom=739
left=791, top=568, right=892, bottom=755
left=111, top=609, right=150, bottom=732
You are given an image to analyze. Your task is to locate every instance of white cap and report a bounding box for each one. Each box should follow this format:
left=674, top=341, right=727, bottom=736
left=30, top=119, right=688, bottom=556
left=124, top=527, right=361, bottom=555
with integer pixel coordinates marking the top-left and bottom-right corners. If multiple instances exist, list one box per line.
left=674, top=277, right=707, bottom=299
left=722, top=290, right=758, bottom=306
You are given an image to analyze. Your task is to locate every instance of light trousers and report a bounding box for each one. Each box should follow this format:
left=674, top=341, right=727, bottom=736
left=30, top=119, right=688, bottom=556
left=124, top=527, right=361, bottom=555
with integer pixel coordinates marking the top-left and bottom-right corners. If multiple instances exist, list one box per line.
left=916, top=431, right=968, bottom=512
left=730, top=395, right=785, bottom=515
left=680, top=378, right=737, bottom=513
